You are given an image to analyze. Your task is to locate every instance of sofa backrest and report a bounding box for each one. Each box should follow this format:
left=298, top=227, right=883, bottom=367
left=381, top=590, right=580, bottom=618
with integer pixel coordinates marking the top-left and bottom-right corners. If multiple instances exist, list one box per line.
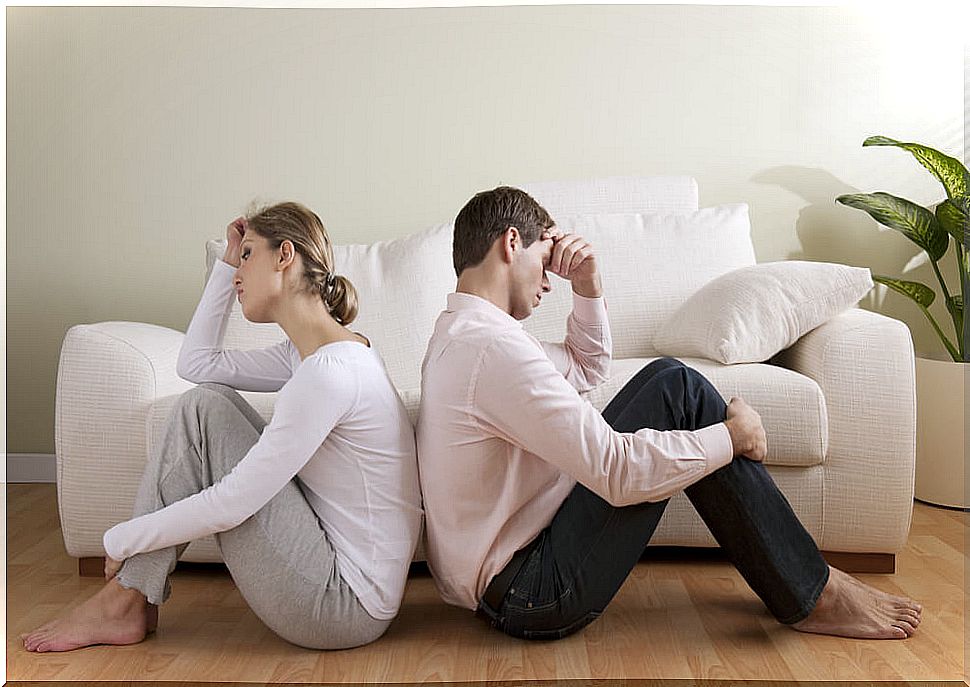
left=202, top=176, right=754, bottom=391
left=520, top=204, right=757, bottom=358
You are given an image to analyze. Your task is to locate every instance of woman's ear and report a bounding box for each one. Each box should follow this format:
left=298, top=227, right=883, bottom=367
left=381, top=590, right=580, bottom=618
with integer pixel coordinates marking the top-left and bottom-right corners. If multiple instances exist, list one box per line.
left=277, top=240, right=297, bottom=271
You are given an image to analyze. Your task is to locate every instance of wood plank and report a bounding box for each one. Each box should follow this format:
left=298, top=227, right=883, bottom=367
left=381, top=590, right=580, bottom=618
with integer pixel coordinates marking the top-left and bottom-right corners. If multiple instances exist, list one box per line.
left=7, top=485, right=966, bottom=682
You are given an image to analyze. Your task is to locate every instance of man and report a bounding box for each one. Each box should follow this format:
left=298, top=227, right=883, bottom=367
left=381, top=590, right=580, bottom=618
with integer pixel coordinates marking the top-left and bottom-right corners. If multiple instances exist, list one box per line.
left=416, top=185, right=922, bottom=641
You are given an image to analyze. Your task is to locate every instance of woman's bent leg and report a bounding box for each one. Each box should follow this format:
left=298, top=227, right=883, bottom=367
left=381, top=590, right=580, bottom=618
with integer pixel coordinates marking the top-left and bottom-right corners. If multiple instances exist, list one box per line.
left=118, top=382, right=389, bottom=649
left=113, top=383, right=265, bottom=604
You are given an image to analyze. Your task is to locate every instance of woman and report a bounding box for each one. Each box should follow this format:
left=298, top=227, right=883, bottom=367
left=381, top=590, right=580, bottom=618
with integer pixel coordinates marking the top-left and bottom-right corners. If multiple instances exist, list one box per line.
left=23, top=202, right=423, bottom=651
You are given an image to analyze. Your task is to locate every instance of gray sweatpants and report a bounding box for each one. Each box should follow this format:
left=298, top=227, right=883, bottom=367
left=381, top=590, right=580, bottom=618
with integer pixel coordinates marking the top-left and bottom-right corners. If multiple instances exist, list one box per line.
left=114, top=382, right=392, bottom=650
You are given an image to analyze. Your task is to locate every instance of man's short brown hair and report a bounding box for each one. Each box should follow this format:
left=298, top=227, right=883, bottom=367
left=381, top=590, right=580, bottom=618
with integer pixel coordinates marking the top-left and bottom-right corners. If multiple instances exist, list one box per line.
left=453, top=186, right=554, bottom=277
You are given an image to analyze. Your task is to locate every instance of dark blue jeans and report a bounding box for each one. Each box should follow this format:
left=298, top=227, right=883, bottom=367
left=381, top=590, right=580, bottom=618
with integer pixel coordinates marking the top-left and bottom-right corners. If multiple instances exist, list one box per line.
left=476, top=357, right=831, bottom=640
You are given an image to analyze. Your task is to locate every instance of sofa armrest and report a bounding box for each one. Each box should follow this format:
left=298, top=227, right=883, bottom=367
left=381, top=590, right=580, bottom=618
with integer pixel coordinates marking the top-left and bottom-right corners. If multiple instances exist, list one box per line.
left=771, top=308, right=916, bottom=552
left=55, top=321, right=194, bottom=557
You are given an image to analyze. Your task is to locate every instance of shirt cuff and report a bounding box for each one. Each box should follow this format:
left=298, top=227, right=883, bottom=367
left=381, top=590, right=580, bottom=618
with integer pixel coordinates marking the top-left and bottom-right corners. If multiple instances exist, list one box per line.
left=103, top=525, right=125, bottom=561
left=695, top=422, right=734, bottom=472
left=570, top=292, right=608, bottom=325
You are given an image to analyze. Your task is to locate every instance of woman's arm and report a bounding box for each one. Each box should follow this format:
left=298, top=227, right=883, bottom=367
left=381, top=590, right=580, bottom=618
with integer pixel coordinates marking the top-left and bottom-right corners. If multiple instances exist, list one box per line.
left=176, top=258, right=294, bottom=391
left=103, top=357, right=357, bottom=560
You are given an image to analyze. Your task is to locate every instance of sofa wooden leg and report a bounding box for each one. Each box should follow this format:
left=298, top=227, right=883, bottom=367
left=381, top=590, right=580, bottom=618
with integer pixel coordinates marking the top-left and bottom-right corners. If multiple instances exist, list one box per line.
left=821, top=551, right=895, bottom=574
left=78, top=557, right=104, bottom=577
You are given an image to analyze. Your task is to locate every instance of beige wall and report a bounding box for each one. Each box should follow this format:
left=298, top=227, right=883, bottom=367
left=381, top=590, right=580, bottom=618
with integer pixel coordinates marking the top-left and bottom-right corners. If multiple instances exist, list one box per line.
left=7, top=5, right=965, bottom=454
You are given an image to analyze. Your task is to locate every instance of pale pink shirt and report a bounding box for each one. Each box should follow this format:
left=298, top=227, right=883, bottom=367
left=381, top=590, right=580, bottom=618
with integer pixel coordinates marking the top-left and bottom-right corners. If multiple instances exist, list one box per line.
left=416, top=291, right=735, bottom=610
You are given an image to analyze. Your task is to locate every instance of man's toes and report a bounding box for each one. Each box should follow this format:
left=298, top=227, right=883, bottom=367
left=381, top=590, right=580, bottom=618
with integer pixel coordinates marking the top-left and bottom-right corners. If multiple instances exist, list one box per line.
left=892, top=619, right=916, bottom=637
left=891, top=625, right=908, bottom=639
left=900, top=610, right=920, bottom=627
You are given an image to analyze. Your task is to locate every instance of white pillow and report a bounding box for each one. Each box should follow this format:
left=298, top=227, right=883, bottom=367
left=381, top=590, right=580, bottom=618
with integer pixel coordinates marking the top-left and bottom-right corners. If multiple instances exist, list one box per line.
left=522, top=204, right=758, bottom=359
left=652, top=261, right=874, bottom=364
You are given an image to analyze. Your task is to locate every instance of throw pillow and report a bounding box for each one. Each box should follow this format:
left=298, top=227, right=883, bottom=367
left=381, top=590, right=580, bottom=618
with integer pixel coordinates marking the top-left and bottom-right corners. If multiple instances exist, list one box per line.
left=652, top=261, right=874, bottom=364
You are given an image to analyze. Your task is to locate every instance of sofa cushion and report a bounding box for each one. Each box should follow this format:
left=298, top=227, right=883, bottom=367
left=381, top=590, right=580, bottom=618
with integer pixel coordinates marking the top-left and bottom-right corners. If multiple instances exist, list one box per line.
left=581, top=357, right=828, bottom=468
left=523, top=205, right=758, bottom=359
left=653, top=261, right=875, bottom=364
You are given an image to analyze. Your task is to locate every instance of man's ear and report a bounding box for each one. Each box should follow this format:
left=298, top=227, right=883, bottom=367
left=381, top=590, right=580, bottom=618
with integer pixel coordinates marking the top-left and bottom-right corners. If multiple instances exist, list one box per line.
left=499, top=226, right=520, bottom=264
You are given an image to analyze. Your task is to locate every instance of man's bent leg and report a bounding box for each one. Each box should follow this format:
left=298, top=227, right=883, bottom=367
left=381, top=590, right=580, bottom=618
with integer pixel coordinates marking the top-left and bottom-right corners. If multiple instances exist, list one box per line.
left=480, top=357, right=828, bottom=639
left=479, top=358, right=698, bottom=639
left=608, top=359, right=829, bottom=623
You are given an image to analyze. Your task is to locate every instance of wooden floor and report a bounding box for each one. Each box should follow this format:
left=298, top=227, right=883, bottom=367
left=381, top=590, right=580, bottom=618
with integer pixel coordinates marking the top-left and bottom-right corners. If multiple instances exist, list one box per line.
left=6, top=484, right=967, bottom=683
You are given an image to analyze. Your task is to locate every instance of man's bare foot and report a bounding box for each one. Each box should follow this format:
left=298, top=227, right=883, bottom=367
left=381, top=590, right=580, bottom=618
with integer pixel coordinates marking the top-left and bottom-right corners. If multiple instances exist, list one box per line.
left=792, top=565, right=922, bottom=639
left=21, top=578, right=153, bottom=652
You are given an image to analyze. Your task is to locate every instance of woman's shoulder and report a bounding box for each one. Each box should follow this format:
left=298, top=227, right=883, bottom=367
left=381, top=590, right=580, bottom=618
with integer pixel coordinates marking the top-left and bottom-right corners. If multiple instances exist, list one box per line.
left=295, top=342, right=389, bottom=386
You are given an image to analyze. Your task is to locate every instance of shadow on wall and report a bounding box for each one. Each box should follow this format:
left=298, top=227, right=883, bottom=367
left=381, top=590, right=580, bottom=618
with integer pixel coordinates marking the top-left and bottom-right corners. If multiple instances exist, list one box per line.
left=752, top=165, right=952, bottom=358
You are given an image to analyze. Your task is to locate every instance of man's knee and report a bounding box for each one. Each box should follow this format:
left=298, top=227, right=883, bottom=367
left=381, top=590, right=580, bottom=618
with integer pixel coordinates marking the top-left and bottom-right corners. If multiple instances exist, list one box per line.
left=653, top=360, right=722, bottom=401
left=648, top=356, right=685, bottom=372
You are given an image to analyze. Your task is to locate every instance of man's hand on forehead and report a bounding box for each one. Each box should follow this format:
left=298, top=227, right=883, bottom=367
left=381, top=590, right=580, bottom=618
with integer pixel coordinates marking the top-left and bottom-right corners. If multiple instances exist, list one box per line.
left=540, top=225, right=564, bottom=242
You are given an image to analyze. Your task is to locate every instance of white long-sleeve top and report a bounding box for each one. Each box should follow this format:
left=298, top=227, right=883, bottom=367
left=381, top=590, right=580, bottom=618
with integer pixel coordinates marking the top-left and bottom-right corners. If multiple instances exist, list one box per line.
left=103, top=259, right=424, bottom=620
left=416, top=291, right=734, bottom=610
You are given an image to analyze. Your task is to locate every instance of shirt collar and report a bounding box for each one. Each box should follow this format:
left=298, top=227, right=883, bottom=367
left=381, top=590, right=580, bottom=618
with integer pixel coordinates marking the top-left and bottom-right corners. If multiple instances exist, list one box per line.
left=446, top=292, right=521, bottom=327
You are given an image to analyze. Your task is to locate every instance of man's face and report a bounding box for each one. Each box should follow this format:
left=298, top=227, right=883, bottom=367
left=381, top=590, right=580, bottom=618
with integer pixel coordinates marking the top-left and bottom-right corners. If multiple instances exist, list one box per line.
left=508, top=227, right=554, bottom=320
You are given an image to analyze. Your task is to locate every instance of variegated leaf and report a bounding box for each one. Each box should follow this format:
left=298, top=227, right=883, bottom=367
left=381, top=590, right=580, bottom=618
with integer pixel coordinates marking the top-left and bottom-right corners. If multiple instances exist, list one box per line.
left=872, top=275, right=936, bottom=308
left=864, top=136, right=969, bottom=198
left=837, top=192, right=949, bottom=261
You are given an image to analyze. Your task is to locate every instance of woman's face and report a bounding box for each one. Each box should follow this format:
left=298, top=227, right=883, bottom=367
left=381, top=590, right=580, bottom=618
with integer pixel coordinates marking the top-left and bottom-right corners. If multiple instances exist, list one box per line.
left=233, top=231, right=283, bottom=323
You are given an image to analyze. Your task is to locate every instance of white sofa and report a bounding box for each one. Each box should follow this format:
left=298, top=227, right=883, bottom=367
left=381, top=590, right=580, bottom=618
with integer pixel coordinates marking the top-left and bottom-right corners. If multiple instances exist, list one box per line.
left=55, top=176, right=916, bottom=576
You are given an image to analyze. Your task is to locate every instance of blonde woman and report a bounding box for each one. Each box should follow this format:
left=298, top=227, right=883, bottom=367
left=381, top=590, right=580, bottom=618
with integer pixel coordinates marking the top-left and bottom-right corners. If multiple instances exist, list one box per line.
left=23, top=202, right=423, bottom=651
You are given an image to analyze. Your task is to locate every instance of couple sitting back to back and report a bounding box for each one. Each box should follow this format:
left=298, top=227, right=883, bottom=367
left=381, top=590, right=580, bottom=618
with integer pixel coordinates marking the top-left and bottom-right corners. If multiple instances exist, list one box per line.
left=23, top=188, right=922, bottom=654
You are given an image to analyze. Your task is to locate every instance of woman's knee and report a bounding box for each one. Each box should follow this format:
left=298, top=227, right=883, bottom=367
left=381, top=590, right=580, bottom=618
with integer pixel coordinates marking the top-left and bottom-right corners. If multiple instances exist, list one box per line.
left=177, top=383, right=238, bottom=412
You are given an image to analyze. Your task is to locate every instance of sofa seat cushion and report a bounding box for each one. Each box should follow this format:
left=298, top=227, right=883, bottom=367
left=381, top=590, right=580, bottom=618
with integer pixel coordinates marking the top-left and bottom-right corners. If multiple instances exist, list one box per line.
left=582, top=357, right=828, bottom=468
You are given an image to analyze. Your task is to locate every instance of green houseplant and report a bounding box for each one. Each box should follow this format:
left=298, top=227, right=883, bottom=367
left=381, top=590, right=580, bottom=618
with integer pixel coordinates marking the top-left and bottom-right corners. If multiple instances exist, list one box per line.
left=836, top=136, right=969, bottom=362
left=836, top=136, right=969, bottom=509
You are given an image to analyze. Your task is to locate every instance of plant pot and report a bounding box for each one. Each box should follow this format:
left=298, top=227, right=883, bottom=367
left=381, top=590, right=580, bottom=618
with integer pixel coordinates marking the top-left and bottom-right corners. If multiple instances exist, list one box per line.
left=914, top=354, right=967, bottom=509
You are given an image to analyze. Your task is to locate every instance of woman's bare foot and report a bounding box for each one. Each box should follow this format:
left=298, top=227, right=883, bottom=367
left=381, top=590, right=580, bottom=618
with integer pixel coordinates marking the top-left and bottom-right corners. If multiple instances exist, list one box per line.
left=792, top=565, right=922, bottom=639
left=21, top=578, right=153, bottom=652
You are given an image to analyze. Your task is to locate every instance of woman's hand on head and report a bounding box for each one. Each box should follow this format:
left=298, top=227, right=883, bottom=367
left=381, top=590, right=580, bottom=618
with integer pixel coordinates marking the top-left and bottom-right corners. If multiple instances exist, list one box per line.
left=223, top=217, right=248, bottom=268
left=104, top=556, right=124, bottom=581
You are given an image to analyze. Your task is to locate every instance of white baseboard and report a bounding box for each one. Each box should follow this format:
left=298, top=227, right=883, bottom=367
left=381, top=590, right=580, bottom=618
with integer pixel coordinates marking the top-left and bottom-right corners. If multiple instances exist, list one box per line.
left=6, top=454, right=57, bottom=483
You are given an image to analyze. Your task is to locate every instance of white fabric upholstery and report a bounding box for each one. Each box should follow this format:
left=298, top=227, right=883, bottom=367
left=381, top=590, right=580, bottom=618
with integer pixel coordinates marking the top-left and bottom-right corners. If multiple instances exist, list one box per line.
left=519, top=175, right=699, bottom=216
left=772, top=308, right=916, bottom=553
left=55, top=176, right=915, bottom=566
left=654, top=261, right=875, bottom=364
left=523, top=205, right=757, bottom=358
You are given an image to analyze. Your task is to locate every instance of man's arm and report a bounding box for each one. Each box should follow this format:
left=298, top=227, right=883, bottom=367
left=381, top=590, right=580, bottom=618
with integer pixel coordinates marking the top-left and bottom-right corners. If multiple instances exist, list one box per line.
left=539, top=230, right=612, bottom=392
left=473, top=334, right=735, bottom=507
left=539, top=293, right=612, bottom=393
